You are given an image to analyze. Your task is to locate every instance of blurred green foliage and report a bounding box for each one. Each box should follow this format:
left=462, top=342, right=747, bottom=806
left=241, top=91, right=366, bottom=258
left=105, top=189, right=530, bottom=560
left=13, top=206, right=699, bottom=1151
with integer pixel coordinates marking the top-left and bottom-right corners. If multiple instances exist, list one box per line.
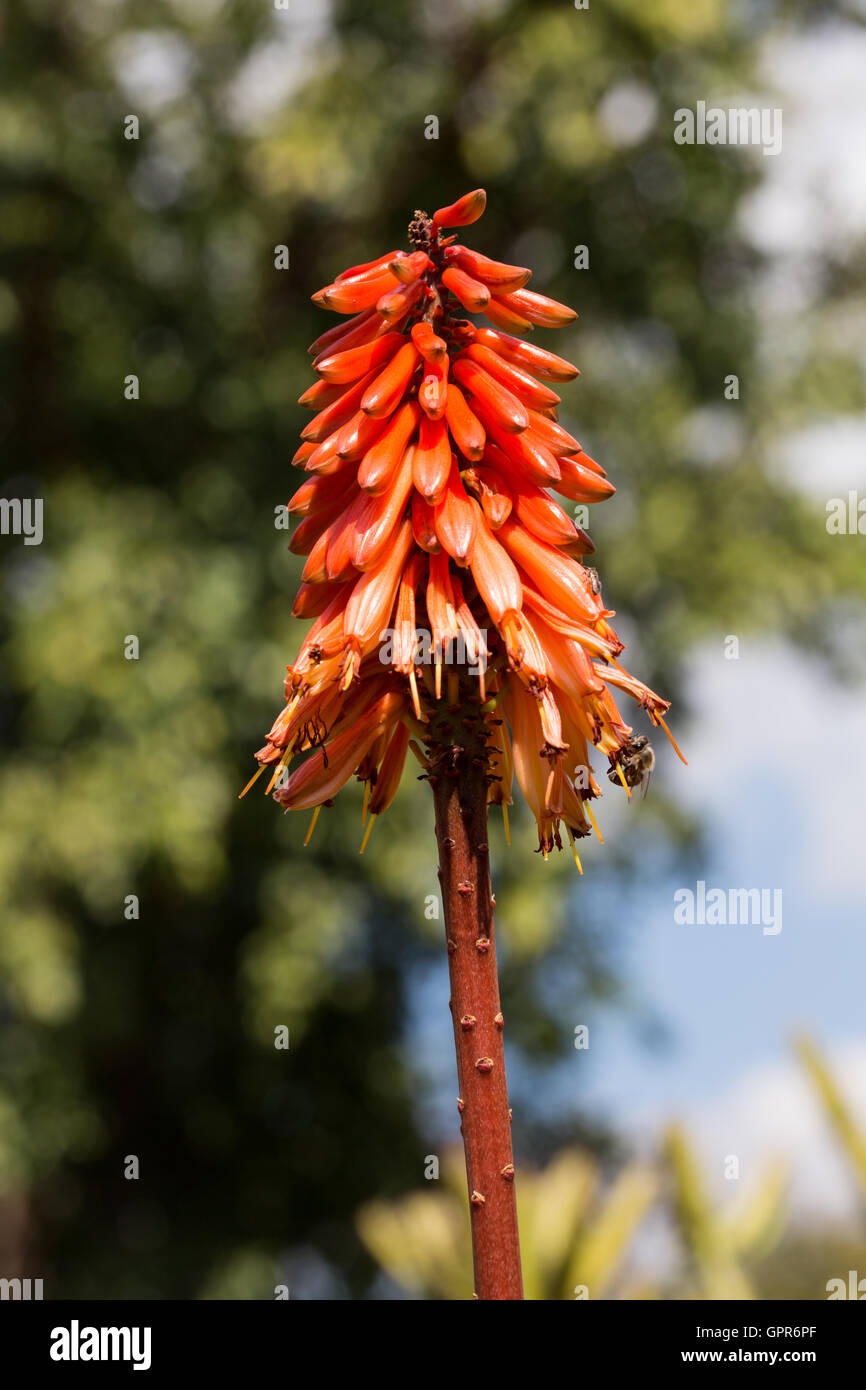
left=749, top=1035, right=866, bottom=1299
left=663, top=1124, right=787, bottom=1299
left=795, top=1034, right=866, bottom=1211
left=358, top=1147, right=657, bottom=1300
left=0, top=0, right=864, bottom=1296
left=358, top=1041, right=863, bottom=1301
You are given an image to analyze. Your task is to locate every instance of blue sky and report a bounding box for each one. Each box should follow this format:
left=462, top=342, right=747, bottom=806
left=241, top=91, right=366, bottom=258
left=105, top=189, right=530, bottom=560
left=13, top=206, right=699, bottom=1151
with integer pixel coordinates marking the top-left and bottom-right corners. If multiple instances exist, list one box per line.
left=577, top=645, right=866, bottom=1159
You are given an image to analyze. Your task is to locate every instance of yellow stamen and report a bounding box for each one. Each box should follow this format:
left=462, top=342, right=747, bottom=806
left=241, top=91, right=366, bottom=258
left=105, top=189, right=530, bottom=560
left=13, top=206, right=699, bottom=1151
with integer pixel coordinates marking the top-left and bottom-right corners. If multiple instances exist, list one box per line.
left=362, top=779, right=370, bottom=825
left=584, top=799, right=605, bottom=844
left=656, top=714, right=688, bottom=765
left=616, top=763, right=632, bottom=799
left=502, top=803, right=511, bottom=845
left=408, top=666, right=422, bottom=721
left=239, top=764, right=266, bottom=799
left=435, top=658, right=442, bottom=700
left=303, top=805, right=321, bottom=846
left=566, top=826, right=584, bottom=874
left=359, top=815, right=375, bottom=854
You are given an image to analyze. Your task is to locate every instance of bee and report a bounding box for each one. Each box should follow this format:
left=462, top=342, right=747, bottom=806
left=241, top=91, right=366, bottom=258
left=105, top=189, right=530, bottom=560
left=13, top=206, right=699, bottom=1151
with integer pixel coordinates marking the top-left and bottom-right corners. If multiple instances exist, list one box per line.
left=608, top=735, right=655, bottom=799
left=585, top=566, right=602, bottom=596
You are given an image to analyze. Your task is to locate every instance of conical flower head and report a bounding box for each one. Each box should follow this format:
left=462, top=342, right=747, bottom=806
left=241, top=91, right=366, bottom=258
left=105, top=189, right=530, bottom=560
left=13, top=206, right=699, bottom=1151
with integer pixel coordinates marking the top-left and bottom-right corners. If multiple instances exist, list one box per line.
left=245, top=191, right=684, bottom=854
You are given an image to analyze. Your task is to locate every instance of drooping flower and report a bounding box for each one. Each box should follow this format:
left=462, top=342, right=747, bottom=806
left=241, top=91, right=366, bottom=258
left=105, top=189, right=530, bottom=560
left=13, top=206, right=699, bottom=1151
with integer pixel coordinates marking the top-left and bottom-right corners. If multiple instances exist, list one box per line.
left=244, top=189, right=685, bottom=855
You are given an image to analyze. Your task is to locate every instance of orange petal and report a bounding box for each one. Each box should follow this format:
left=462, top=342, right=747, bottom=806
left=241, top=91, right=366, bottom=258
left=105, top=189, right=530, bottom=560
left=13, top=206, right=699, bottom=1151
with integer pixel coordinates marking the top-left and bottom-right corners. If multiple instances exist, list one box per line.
left=418, top=356, right=449, bottom=420
left=333, top=407, right=389, bottom=463
left=482, top=297, right=534, bottom=334
left=494, top=288, right=577, bottom=328
left=479, top=421, right=561, bottom=486
left=292, top=578, right=352, bottom=619
left=300, top=515, right=342, bottom=581
left=304, top=431, right=350, bottom=476
left=469, top=508, right=522, bottom=624
left=342, top=519, right=414, bottom=650
left=292, top=440, right=318, bottom=467
left=442, top=266, right=490, bottom=313
left=315, top=270, right=401, bottom=314
left=463, top=343, right=560, bottom=410
left=472, top=327, right=579, bottom=382
left=376, top=277, right=426, bottom=322
left=433, top=457, right=478, bottom=566
left=412, top=416, right=451, bottom=505
left=452, top=356, right=529, bottom=434
left=410, top=321, right=448, bottom=364
left=510, top=482, right=578, bottom=548
left=357, top=399, right=421, bottom=494
left=336, top=252, right=401, bottom=283
left=316, top=331, right=404, bottom=384
left=411, top=491, right=441, bottom=553
left=387, top=250, right=433, bottom=284
left=426, top=551, right=461, bottom=654
left=361, top=341, right=420, bottom=418
left=555, top=453, right=617, bottom=503
left=367, top=720, right=411, bottom=815
left=432, top=189, right=487, bottom=228
left=525, top=408, right=581, bottom=456
left=301, top=369, right=379, bottom=442
left=350, top=445, right=416, bottom=571
left=288, top=462, right=355, bottom=517
left=450, top=568, right=487, bottom=673
left=501, top=682, right=550, bottom=827
left=465, top=465, right=513, bottom=529
left=274, top=688, right=405, bottom=811
left=311, top=312, right=392, bottom=370
left=325, top=491, right=368, bottom=579
left=498, top=519, right=598, bottom=622
left=446, top=246, right=531, bottom=293
left=444, top=383, right=486, bottom=461
left=391, top=552, right=426, bottom=673
left=298, top=378, right=346, bottom=410
left=308, top=306, right=378, bottom=357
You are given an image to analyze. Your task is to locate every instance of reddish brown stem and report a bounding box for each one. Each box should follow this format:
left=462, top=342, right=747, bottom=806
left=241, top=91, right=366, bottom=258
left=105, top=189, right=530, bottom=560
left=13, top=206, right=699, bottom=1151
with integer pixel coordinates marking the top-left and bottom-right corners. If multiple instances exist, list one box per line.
left=432, top=753, right=523, bottom=1301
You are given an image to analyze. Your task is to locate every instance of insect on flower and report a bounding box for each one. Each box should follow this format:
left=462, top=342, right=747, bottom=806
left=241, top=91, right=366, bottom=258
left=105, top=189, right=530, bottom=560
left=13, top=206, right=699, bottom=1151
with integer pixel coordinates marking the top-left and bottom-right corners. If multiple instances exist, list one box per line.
left=242, top=189, right=686, bottom=857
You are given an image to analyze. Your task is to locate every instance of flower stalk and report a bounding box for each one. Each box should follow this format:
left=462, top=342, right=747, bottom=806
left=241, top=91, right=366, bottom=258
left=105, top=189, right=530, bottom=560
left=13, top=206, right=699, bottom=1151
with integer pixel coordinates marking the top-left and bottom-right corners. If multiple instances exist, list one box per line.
left=429, top=696, right=523, bottom=1301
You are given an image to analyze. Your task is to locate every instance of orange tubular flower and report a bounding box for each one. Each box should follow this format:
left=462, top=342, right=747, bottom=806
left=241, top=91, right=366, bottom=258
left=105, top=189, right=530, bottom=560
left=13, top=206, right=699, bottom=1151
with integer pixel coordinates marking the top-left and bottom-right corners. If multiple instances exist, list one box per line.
left=244, top=190, right=685, bottom=854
